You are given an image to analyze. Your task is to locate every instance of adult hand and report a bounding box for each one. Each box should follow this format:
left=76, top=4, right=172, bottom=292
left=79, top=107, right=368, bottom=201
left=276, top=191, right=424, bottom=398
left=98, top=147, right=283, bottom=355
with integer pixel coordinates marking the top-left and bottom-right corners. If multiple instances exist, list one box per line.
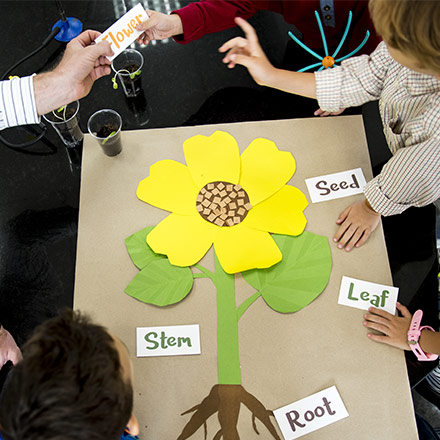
left=136, top=10, right=183, bottom=44
left=314, top=108, right=345, bottom=117
left=333, top=199, right=381, bottom=251
left=34, top=30, right=113, bottom=115
left=218, top=17, right=275, bottom=86
left=363, top=303, right=412, bottom=350
left=0, top=327, right=22, bottom=367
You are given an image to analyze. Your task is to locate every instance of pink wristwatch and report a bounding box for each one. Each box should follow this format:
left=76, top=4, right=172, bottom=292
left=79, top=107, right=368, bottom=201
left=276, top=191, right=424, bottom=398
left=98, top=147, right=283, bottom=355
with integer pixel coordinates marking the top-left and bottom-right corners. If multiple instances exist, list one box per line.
left=407, top=310, right=438, bottom=361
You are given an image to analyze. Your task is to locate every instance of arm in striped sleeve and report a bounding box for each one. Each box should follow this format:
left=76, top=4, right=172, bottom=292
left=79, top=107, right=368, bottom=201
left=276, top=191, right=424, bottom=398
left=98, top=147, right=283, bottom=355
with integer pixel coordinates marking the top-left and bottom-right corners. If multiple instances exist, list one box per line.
left=315, top=41, right=392, bottom=112
left=0, top=75, right=40, bottom=130
left=364, top=136, right=440, bottom=216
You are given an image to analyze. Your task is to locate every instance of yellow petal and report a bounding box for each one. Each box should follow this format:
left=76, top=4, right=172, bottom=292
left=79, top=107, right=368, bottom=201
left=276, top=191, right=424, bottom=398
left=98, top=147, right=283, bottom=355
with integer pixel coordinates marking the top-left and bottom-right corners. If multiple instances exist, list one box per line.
left=214, top=224, right=282, bottom=274
left=183, top=131, right=240, bottom=189
left=243, top=185, right=308, bottom=235
left=239, top=138, right=295, bottom=206
left=137, top=160, right=199, bottom=216
left=147, top=213, right=218, bottom=267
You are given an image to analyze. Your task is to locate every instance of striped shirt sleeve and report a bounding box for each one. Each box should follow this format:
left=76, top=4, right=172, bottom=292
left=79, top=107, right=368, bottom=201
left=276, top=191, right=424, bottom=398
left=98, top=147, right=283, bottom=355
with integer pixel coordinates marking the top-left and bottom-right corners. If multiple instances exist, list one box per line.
left=314, top=41, right=392, bottom=111
left=0, top=75, right=40, bottom=130
left=364, top=136, right=440, bottom=216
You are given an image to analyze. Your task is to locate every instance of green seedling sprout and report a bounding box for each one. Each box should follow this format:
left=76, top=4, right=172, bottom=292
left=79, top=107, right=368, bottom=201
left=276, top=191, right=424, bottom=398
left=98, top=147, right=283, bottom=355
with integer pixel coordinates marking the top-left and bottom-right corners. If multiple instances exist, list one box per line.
left=101, top=131, right=116, bottom=145
left=112, top=68, right=141, bottom=89
left=52, top=105, right=68, bottom=121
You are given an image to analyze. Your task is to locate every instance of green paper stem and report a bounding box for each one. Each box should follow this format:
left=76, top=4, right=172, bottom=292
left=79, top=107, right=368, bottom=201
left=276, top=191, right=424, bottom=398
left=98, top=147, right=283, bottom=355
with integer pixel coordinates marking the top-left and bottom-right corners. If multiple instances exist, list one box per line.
left=212, top=252, right=241, bottom=385
left=194, top=263, right=214, bottom=278
left=236, top=291, right=262, bottom=321
left=193, top=273, right=211, bottom=279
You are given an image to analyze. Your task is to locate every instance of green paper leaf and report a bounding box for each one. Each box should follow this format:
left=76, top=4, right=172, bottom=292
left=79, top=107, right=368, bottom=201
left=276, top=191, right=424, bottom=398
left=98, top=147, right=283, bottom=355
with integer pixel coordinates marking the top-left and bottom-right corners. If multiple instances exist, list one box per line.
left=125, top=226, right=165, bottom=270
left=125, top=259, right=194, bottom=306
left=242, top=231, right=332, bottom=313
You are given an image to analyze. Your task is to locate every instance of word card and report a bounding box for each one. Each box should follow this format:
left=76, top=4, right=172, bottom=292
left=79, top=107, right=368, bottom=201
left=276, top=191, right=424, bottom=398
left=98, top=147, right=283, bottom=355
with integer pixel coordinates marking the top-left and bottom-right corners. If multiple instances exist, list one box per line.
left=136, top=324, right=201, bottom=357
left=305, top=168, right=366, bottom=203
left=95, top=3, right=149, bottom=61
left=274, top=386, right=349, bottom=440
left=338, top=276, right=398, bottom=314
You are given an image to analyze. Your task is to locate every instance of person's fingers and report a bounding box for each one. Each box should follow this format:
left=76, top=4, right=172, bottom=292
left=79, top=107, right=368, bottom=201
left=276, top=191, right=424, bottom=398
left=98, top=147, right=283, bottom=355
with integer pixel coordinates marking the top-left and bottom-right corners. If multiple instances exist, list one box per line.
left=395, top=302, right=411, bottom=318
left=10, top=349, right=22, bottom=365
left=333, top=220, right=350, bottom=245
left=363, top=320, right=388, bottom=334
left=367, top=307, right=395, bottom=319
left=344, top=228, right=364, bottom=252
left=219, top=37, right=248, bottom=53
left=93, top=65, right=112, bottom=80
left=136, top=11, right=160, bottom=32
left=338, top=224, right=357, bottom=248
left=75, top=29, right=102, bottom=47
left=228, top=53, right=253, bottom=69
left=364, top=313, right=392, bottom=327
left=86, top=40, right=114, bottom=59
left=367, top=332, right=390, bottom=344
left=335, top=206, right=350, bottom=225
left=222, top=47, right=246, bottom=64
left=354, top=228, right=371, bottom=248
left=314, top=108, right=324, bottom=116
left=234, top=17, right=260, bottom=50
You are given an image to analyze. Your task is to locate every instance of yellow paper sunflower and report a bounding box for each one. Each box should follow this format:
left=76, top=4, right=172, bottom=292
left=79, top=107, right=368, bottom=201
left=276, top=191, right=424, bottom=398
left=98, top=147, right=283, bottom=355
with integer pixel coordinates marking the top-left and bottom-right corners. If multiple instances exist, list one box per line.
left=137, top=131, right=308, bottom=274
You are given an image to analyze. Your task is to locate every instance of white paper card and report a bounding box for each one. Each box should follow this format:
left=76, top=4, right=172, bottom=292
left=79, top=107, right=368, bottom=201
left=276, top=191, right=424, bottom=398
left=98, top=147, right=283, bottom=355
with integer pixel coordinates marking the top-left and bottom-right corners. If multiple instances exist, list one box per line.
left=338, top=276, right=398, bottom=314
left=305, top=168, right=366, bottom=203
left=95, top=3, right=148, bottom=60
left=274, top=386, right=349, bottom=440
left=136, top=324, right=201, bottom=357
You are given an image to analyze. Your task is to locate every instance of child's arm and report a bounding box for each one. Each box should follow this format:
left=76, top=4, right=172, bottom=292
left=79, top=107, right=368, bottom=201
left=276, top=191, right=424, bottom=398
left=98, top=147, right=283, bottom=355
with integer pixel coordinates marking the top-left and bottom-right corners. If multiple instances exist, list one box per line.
left=364, top=302, right=440, bottom=355
left=218, top=17, right=316, bottom=99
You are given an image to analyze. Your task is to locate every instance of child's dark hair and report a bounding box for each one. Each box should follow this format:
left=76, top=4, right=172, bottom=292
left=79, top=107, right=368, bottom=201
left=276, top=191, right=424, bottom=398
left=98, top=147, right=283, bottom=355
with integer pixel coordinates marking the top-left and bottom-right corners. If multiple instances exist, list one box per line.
left=0, top=309, right=133, bottom=440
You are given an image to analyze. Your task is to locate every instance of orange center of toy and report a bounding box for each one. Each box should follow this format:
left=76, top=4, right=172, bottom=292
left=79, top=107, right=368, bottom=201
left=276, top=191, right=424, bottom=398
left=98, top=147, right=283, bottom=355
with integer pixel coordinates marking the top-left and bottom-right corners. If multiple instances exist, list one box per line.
left=322, top=56, right=335, bottom=69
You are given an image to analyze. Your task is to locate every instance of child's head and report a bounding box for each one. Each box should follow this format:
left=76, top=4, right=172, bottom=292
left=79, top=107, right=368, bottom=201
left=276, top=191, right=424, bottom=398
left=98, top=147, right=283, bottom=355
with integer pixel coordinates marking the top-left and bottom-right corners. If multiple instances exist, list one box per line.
left=0, top=310, right=138, bottom=440
left=369, top=0, right=440, bottom=78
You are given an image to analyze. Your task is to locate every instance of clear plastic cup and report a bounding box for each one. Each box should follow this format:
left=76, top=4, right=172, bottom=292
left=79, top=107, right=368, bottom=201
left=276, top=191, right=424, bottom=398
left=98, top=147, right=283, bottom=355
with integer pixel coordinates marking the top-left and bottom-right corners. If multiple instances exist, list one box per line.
left=111, top=49, right=144, bottom=98
left=43, top=100, right=83, bottom=148
left=87, top=109, right=123, bottom=157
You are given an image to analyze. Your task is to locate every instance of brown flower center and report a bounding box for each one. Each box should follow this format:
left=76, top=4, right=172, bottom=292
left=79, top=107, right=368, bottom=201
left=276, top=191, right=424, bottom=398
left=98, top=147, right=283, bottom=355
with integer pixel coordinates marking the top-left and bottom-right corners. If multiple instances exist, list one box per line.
left=196, top=181, right=252, bottom=227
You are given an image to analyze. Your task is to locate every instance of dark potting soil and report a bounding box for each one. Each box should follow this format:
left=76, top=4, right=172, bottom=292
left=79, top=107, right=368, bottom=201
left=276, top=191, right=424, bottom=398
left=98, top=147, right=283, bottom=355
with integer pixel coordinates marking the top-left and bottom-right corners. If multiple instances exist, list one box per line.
left=96, top=124, right=118, bottom=138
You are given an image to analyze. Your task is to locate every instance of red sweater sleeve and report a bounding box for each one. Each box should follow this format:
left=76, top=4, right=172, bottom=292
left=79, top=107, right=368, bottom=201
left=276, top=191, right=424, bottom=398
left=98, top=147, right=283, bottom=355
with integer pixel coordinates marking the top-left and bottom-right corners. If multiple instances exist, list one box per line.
left=172, top=1, right=279, bottom=44
left=172, top=0, right=380, bottom=55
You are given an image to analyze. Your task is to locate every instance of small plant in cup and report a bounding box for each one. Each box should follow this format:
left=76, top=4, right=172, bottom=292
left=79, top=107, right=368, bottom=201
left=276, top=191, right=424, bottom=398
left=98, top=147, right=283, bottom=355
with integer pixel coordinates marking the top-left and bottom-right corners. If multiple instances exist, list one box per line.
left=111, top=67, right=141, bottom=90
left=51, top=105, right=75, bottom=121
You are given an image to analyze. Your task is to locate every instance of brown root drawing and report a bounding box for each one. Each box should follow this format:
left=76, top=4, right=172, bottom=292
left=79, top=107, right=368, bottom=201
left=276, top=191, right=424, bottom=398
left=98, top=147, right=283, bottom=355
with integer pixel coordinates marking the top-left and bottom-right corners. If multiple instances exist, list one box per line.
left=177, top=384, right=281, bottom=440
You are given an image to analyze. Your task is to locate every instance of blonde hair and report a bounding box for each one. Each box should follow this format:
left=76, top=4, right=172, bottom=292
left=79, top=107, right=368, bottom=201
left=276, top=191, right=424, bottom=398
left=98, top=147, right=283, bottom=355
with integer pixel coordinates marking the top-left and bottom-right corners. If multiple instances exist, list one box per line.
left=369, top=0, right=440, bottom=72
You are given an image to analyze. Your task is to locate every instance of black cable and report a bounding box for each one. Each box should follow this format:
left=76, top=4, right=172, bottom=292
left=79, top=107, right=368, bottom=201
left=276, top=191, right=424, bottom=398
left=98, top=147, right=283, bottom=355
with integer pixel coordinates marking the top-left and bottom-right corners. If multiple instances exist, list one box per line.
left=0, top=26, right=63, bottom=154
left=1, top=26, right=61, bottom=81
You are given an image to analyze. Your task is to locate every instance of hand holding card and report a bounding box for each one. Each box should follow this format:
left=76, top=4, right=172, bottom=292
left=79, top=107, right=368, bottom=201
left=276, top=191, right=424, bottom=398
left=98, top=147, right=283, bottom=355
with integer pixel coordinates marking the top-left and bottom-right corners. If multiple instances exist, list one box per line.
left=95, top=4, right=149, bottom=61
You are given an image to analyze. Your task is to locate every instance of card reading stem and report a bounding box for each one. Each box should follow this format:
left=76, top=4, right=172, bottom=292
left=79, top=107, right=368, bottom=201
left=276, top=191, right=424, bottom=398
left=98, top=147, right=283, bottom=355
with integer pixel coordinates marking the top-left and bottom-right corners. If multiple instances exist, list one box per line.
left=136, top=324, right=201, bottom=358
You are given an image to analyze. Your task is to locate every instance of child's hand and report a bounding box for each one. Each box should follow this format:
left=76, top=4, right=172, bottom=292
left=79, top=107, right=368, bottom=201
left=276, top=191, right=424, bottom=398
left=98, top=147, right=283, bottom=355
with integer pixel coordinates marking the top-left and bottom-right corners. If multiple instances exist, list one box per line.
left=363, top=303, right=412, bottom=350
left=136, top=10, right=183, bottom=44
left=218, top=17, right=275, bottom=86
left=0, top=327, right=22, bottom=367
left=333, top=199, right=381, bottom=251
left=314, top=108, right=345, bottom=117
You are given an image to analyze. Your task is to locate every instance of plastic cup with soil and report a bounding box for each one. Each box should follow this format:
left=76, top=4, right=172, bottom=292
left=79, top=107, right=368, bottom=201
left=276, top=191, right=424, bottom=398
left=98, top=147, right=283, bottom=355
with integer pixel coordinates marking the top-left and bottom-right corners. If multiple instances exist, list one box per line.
left=87, top=109, right=123, bottom=157
left=42, top=100, right=83, bottom=148
left=111, top=49, right=144, bottom=98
